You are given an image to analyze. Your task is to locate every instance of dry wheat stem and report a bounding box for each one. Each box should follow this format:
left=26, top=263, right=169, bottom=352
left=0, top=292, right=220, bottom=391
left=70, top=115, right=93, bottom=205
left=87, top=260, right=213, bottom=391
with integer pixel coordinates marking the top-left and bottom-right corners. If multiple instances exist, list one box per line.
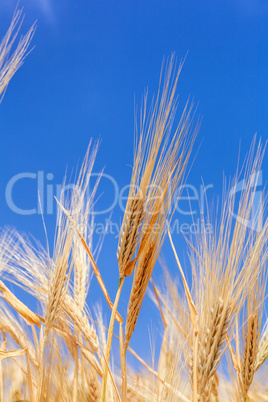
left=119, top=322, right=127, bottom=401
left=12, top=355, right=38, bottom=389
left=88, top=312, right=188, bottom=397
left=100, top=344, right=121, bottom=402
left=86, top=314, right=180, bottom=391
left=26, top=349, right=34, bottom=402
left=193, top=328, right=199, bottom=402
left=101, top=277, right=125, bottom=401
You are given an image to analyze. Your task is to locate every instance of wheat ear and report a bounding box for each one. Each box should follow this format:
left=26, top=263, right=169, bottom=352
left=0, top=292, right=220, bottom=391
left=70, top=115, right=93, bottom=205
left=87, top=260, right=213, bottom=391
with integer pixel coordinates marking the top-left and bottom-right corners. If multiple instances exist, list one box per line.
left=117, top=193, right=144, bottom=277
left=198, top=298, right=233, bottom=396
left=125, top=241, right=156, bottom=351
left=239, top=312, right=259, bottom=399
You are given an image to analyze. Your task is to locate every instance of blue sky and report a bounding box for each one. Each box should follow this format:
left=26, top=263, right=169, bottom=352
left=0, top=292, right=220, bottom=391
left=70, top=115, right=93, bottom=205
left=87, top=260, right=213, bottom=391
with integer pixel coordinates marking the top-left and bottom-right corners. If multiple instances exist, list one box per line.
left=0, top=0, right=268, bottom=366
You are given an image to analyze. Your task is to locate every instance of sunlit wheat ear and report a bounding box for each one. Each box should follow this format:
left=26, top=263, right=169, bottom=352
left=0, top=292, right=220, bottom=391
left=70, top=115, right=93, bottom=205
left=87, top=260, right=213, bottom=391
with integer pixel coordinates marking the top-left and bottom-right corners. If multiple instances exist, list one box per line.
left=125, top=241, right=156, bottom=351
left=0, top=8, right=36, bottom=100
left=117, top=54, right=188, bottom=279
left=117, top=193, right=145, bottom=278
left=235, top=265, right=266, bottom=398
left=195, top=297, right=233, bottom=396
left=239, top=312, right=259, bottom=398
left=123, top=113, right=197, bottom=351
left=44, top=248, right=72, bottom=339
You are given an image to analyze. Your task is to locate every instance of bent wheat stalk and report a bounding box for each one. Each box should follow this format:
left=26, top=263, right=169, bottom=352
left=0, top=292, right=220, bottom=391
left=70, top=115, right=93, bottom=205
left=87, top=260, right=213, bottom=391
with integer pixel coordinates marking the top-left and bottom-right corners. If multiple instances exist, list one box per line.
left=0, top=280, right=40, bottom=327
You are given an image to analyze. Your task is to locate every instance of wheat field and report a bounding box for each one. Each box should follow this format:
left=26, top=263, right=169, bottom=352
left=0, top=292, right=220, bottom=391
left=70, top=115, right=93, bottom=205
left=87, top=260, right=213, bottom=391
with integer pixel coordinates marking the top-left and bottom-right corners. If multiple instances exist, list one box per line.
left=0, top=8, right=268, bottom=402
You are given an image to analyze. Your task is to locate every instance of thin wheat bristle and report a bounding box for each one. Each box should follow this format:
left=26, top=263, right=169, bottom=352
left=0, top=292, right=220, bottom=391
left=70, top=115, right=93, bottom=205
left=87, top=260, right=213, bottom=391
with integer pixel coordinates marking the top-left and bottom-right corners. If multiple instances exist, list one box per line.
left=117, top=54, right=196, bottom=282
left=0, top=8, right=36, bottom=99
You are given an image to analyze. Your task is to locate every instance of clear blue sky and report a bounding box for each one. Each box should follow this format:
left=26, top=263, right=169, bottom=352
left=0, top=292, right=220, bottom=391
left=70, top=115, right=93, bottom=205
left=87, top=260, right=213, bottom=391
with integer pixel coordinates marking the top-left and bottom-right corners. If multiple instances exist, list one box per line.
left=0, top=0, right=268, bottom=366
